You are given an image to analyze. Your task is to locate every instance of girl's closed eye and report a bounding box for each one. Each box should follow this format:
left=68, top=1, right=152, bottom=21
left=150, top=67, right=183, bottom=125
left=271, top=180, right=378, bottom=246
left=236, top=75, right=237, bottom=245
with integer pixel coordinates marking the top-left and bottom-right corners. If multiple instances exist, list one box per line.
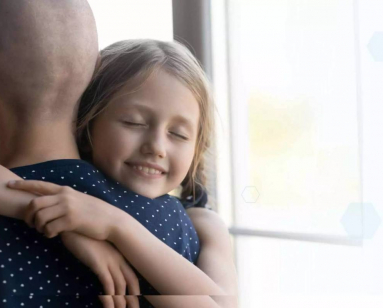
left=123, top=121, right=188, bottom=140
left=170, top=131, right=188, bottom=140
left=122, top=119, right=188, bottom=139
left=123, top=121, right=146, bottom=127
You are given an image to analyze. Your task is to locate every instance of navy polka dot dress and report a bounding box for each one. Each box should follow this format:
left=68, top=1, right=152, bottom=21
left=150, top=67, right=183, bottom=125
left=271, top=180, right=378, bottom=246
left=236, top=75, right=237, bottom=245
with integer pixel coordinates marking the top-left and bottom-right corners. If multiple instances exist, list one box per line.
left=0, top=159, right=210, bottom=307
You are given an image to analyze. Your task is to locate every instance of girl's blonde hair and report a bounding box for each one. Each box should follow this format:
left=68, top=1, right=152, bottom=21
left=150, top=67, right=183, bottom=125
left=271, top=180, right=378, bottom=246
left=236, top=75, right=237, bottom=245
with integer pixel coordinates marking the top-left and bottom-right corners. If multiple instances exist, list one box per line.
left=77, top=39, right=214, bottom=202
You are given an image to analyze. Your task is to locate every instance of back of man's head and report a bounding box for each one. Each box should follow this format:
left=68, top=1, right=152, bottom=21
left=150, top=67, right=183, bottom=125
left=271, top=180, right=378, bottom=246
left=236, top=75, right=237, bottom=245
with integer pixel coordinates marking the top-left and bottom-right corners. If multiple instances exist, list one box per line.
left=0, top=0, right=99, bottom=122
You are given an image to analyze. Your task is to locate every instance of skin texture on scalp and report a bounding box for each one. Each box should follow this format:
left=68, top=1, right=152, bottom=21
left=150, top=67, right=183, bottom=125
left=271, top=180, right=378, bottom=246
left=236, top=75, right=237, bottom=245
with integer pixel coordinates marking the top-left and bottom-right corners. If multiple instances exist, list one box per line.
left=0, top=0, right=99, bottom=167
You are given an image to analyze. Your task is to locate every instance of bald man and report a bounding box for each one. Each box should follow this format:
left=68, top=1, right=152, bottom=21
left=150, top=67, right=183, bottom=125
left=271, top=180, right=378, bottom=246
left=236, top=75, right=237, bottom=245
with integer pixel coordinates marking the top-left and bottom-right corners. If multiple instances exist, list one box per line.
left=0, top=2, right=112, bottom=306
left=0, top=0, right=98, bottom=167
left=0, top=1, right=211, bottom=307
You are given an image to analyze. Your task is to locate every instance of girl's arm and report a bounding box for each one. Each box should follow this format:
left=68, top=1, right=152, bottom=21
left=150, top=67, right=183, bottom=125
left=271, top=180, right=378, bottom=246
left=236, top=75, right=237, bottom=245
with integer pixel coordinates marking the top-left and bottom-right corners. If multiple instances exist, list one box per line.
left=0, top=166, right=141, bottom=301
left=186, top=208, right=238, bottom=295
left=145, top=209, right=239, bottom=308
left=7, top=179, right=238, bottom=307
left=186, top=208, right=239, bottom=307
left=108, top=207, right=238, bottom=304
left=0, top=165, right=33, bottom=219
left=108, top=208, right=225, bottom=296
left=144, top=295, right=224, bottom=308
left=109, top=208, right=238, bottom=308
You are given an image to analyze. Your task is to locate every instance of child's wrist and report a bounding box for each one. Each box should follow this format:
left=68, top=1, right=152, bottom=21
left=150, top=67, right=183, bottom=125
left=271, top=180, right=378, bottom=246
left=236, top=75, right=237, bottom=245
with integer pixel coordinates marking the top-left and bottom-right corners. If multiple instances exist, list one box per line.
left=106, top=206, right=128, bottom=242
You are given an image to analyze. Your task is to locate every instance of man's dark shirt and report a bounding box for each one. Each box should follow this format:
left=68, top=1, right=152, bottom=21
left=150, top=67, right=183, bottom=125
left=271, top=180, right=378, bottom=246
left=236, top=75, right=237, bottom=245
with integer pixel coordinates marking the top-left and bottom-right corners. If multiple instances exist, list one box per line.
left=0, top=159, right=210, bottom=307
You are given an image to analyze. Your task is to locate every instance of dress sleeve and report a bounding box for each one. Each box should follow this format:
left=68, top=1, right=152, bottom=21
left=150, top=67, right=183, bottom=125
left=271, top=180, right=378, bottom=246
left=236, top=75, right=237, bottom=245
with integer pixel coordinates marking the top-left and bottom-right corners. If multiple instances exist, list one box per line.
left=180, top=184, right=213, bottom=211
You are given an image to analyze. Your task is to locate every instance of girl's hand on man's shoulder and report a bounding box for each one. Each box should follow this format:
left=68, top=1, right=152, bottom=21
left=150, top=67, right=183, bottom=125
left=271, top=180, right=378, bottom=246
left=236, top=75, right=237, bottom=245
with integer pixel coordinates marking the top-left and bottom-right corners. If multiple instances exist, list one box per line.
left=7, top=180, right=124, bottom=241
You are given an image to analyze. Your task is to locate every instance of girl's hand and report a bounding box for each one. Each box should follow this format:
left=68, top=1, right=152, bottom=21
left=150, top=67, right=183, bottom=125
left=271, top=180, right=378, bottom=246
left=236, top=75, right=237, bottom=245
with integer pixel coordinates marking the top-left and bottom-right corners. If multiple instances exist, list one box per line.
left=7, top=180, right=123, bottom=240
left=99, top=296, right=140, bottom=308
left=60, top=232, right=140, bottom=308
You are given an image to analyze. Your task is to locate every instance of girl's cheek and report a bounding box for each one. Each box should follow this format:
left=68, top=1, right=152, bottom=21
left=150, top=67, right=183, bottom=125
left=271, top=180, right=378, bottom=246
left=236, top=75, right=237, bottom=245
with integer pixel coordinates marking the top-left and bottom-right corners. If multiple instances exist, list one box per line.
left=177, top=147, right=195, bottom=168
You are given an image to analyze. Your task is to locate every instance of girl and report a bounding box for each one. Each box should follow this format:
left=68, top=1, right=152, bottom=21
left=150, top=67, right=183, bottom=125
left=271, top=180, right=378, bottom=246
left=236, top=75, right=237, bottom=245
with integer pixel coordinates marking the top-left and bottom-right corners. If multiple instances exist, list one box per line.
left=6, top=40, right=238, bottom=307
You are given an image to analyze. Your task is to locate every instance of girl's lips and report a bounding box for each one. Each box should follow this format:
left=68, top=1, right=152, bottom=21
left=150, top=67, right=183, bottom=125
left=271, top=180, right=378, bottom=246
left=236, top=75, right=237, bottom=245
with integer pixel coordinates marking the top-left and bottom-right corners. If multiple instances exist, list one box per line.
left=127, top=161, right=167, bottom=173
left=126, top=163, right=165, bottom=179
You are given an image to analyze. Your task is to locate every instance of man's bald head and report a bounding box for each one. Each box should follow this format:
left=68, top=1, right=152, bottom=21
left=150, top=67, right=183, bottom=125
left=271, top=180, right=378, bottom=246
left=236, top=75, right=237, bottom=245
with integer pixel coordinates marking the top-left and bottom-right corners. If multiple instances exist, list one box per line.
left=0, top=0, right=99, bottom=121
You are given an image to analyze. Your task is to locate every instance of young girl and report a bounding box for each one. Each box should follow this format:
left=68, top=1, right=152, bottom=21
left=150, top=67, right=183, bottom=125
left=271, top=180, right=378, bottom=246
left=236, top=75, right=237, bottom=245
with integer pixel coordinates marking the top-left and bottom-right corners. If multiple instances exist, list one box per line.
left=7, top=40, right=238, bottom=307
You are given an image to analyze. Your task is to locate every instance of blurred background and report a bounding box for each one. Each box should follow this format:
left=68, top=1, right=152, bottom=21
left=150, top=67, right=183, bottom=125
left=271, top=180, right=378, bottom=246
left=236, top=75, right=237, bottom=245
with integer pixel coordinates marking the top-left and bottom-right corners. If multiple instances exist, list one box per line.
left=88, top=1, right=383, bottom=307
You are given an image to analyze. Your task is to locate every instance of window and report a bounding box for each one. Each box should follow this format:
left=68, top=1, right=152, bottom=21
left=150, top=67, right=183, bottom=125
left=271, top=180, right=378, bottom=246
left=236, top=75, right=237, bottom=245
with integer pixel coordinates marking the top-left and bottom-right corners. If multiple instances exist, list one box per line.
left=88, top=0, right=173, bottom=49
left=214, top=0, right=362, bottom=238
left=211, top=0, right=383, bottom=306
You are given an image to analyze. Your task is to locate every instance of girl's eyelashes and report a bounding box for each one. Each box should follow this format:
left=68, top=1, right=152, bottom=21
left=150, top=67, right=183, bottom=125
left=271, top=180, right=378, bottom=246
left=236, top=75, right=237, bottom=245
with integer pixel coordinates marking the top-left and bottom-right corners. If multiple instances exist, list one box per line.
left=170, top=132, right=188, bottom=140
left=123, top=121, right=146, bottom=127
left=122, top=120, right=189, bottom=140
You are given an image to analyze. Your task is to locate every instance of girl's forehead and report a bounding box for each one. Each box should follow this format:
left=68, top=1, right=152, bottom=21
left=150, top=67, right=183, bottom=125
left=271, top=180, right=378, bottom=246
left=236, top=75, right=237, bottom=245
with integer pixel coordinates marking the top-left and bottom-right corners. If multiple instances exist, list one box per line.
left=109, top=71, right=200, bottom=124
left=120, top=69, right=196, bottom=102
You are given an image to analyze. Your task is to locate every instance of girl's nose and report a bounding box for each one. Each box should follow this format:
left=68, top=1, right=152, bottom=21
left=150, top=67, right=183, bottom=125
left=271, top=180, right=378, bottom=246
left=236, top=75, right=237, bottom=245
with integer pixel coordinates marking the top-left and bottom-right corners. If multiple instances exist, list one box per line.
left=140, top=132, right=167, bottom=158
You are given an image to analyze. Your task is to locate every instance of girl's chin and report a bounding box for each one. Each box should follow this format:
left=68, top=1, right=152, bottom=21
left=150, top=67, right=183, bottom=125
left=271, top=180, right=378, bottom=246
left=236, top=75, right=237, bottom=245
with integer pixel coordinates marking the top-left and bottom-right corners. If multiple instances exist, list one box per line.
left=122, top=182, right=165, bottom=199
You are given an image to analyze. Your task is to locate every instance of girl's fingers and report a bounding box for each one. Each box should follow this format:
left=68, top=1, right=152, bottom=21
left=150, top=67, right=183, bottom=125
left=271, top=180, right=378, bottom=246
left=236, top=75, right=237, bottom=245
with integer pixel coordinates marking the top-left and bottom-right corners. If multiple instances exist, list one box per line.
left=112, top=295, right=126, bottom=308
left=97, top=270, right=115, bottom=296
left=98, top=295, right=115, bottom=308
left=120, top=263, right=141, bottom=296
left=25, top=196, right=60, bottom=228
left=42, top=215, right=73, bottom=238
left=109, top=265, right=127, bottom=308
left=33, top=204, right=67, bottom=235
left=7, top=180, right=63, bottom=196
left=109, top=264, right=127, bottom=296
left=125, top=295, right=140, bottom=308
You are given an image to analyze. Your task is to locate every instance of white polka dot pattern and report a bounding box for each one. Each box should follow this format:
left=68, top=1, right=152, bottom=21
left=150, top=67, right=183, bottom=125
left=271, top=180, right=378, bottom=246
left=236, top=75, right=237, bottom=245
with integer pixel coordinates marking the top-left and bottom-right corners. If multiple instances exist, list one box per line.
left=0, top=160, right=202, bottom=308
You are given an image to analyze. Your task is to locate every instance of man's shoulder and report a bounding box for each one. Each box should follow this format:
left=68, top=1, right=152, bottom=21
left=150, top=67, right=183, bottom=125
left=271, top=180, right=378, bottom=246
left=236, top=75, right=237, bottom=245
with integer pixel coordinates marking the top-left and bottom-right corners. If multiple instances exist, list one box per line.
left=9, top=159, right=203, bottom=210
left=11, top=159, right=103, bottom=185
left=10, top=159, right=96, bottom=176
left=10, top=159, right=112, bottom=197
left=9, top=159, right=176, bottom=207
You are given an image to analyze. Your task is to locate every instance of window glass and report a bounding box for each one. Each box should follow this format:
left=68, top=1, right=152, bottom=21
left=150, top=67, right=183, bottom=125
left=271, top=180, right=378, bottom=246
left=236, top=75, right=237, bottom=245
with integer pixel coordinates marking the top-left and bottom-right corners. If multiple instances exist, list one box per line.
left=88, top=0, right=173, bottom=49
left=228, top=0, right=360, bottom=236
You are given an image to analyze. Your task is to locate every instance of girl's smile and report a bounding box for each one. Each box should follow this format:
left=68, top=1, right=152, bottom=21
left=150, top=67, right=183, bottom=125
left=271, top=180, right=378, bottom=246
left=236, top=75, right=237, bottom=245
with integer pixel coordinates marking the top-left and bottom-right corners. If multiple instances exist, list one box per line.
left=125, top=162, right=166, bottom=179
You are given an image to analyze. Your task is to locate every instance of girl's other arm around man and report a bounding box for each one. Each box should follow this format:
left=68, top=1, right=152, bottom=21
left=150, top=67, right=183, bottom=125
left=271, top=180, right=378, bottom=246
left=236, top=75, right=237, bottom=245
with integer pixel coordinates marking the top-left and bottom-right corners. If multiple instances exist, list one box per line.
left=0, top=165, right=32, bottom=219
left=109, top=204, right=238, bottom=307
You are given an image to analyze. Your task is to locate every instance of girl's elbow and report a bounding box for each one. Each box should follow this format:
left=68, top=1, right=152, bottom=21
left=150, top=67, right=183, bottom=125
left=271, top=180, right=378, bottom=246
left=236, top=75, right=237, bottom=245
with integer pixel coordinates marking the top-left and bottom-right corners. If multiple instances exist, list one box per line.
left=212, top=295, right=239, bottom=308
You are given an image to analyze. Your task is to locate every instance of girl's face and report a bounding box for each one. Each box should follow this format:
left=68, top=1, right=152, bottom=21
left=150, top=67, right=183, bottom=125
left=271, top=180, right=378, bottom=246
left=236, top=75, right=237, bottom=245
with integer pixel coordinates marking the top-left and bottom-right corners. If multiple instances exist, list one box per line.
left=90, top=69, right=200, bottom=199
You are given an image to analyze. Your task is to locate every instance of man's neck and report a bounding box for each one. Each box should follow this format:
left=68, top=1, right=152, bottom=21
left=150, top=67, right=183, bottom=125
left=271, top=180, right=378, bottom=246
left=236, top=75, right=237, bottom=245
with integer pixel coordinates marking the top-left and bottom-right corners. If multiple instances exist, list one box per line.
left=0, top=119, right=80, bottom=169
